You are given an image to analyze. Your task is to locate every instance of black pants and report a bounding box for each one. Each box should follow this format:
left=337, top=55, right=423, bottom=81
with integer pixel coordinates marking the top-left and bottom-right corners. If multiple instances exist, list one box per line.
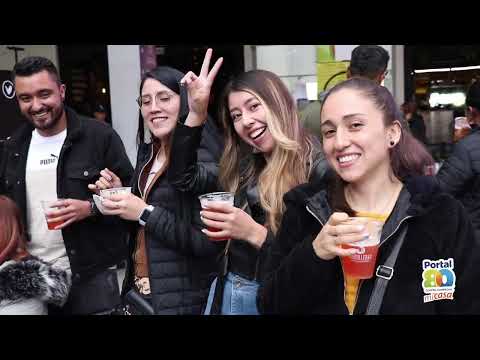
left=49, top=269, right=121, bottom=315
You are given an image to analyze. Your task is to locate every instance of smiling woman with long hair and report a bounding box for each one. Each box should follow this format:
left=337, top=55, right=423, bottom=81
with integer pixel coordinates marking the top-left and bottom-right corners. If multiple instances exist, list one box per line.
left=168, top=49, right=328, bottom=315
left=0, top=195, right=70, bottom=315
left=257, top=78, right=480, bottom=315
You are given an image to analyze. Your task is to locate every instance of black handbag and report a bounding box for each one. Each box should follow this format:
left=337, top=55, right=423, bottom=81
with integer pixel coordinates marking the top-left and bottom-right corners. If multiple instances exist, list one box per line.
left=116, top=289, right=155, bottom=315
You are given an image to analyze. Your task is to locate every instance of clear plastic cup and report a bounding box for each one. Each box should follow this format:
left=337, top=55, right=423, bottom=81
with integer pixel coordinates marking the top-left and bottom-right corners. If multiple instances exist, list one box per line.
left=340, top=217, right=384, bottom=279
left=100, top=187, right=131, bottom=199
left=40, top=199, right=66, bottom=230
left=198, top=192, right=234, bottom=241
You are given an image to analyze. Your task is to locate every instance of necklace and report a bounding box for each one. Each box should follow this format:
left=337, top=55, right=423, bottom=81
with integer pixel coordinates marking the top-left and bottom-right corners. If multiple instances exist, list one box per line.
left=345, top=182, right=402, bottom=216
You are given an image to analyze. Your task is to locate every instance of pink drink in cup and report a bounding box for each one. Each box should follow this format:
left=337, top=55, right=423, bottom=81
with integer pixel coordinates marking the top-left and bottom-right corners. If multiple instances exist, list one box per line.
left=41, top=200, right=66, bottom=230
left=198, top=192, right=235, bottom=241
left=340, top=218, right=383, bottom=279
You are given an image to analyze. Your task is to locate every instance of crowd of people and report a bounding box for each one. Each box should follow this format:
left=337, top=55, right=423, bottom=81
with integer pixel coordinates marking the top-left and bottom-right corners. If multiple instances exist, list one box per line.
left=1, top=45, right=479, bottom=315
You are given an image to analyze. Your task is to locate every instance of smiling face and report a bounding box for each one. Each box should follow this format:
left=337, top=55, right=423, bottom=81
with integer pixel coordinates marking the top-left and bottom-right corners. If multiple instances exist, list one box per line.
left=228, top=90, right=275, bottom=155
left=320, top=88, right=400, bottom=185
left=15, top=70, right=67, bottom=136
left=139, top=78, right=180, bottom=141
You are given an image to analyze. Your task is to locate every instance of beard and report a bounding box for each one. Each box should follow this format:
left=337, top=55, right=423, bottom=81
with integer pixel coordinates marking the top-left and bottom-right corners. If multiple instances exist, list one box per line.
left=26, top=103, right=65, bottom=131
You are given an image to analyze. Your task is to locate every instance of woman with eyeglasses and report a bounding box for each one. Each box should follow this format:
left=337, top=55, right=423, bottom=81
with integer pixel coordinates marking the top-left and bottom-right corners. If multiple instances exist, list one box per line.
left=88, top=65, right=225, bottom=315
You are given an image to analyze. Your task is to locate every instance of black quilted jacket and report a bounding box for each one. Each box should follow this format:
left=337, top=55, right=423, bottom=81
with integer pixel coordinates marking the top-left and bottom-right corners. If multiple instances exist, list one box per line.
left=122, top=116, right=225, bottom=315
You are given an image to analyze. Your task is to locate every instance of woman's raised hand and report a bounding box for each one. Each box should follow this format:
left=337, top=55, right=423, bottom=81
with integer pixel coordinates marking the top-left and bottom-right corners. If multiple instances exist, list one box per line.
left=181, top=48, right=223, bottom=126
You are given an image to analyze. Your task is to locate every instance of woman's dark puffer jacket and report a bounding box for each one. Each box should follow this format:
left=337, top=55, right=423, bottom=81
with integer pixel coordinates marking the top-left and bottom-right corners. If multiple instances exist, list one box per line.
left=122, top=117, right=225, bottom=315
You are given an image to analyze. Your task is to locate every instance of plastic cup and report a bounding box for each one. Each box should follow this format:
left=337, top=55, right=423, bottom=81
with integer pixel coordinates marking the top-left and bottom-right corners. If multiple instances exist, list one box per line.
left=100, top=187, right=131, bottom=199
left=198, top=192, right=234, bottom=241
left=340, top=217, right=384, bottom=279
left=41, top=199, right=66, bottom=230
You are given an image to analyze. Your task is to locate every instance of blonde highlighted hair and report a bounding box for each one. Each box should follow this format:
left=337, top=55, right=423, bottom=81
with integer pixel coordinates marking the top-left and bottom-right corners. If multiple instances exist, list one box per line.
left=218, top=70, right=319, bottom=234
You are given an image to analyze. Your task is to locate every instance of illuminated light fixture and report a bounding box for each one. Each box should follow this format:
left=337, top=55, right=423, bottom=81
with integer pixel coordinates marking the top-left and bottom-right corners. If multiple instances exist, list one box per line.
left=428, top=92, right=466, bottom=108
left=451, top=65, right=480, bottom=71
left=414, top=68, right=450, bottom=74
left=306, top=82, right=318, bottom=101
left=415, top=65, right=480, bottom=74
left=101, top=88, right=106, bottom=94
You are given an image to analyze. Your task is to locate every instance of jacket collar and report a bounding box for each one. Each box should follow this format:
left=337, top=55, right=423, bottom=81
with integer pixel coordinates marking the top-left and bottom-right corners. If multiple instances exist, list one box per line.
left=6, top=106, right=83, bottom=147
left=304, top=176, right=445, bottom=245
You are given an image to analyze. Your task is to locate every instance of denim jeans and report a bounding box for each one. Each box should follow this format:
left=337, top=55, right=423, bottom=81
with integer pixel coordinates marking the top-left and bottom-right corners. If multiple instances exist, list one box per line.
left=204, top=272, right=260, bottom=315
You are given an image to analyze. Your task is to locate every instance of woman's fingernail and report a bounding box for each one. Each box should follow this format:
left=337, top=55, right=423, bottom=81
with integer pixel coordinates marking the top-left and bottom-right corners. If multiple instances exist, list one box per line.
left=357, top=225, right=365, bottom=231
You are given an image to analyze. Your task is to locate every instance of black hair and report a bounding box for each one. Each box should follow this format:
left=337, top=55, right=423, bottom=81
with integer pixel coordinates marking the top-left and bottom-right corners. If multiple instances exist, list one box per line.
left=12, top=56, right=61, bottom=83
left=466, top=80, right=480, bottom=111
left=349, top=45, right=390, bottom=80
left=136, top=66, right=188, bottom=146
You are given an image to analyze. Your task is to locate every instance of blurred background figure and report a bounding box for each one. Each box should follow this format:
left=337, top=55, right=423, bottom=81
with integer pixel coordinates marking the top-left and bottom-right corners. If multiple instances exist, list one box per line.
left=93, top=104, right=109, bottom=124
left=436, top=80, right=480, bottom=236
left=401, top=101, right=427, bottom=144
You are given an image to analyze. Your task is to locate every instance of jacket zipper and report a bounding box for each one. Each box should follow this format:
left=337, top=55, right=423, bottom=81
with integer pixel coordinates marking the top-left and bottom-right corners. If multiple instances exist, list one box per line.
left=138, top=147, right=154, bottom=199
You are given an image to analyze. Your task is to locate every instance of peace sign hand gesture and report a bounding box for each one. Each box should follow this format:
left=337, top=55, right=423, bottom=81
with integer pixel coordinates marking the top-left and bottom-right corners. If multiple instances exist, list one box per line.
left=180, top=48, right=223, bottom=126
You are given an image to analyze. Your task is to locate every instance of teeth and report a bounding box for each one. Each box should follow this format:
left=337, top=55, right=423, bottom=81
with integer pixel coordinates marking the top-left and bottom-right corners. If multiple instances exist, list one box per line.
left=250, top=127, right=266, bottom=139
left=338, top=154, right=359, bottom=163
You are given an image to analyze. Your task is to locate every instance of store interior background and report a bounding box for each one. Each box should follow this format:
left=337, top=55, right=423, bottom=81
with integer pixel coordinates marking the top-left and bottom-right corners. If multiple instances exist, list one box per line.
left=2, top=44, right=480, bottom=165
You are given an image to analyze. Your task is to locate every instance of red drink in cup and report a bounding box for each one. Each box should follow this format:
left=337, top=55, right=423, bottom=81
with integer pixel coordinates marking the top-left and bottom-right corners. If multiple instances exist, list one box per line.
left=340, top=218, right=383, bottom=279
left=198, top=192, right=235, bottom=241
left=41, top=200, right=66, bottom=231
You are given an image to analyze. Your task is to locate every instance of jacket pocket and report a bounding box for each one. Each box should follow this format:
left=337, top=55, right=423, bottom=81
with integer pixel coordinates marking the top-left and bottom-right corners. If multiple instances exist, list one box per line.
left=67, top=166, right=101, bottom=181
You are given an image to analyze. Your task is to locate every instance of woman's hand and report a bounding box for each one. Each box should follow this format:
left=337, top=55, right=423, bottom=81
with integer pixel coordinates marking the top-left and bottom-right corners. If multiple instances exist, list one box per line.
left=200, top=202, right=267, bottom=248
left=312, top=212, right=369, bottom=260
left=181, top=48, right=223, bottom=127
left=88, top=168, right=123, bottom=194
left=101, top=193, right=148, bottom=221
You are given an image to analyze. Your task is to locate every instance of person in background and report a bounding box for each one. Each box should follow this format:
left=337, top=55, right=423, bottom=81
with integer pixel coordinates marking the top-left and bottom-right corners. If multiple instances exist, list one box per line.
left=0, top=195, right=71, bottom=315
left=436, top=80, right=480, bottom=236
left=93, top=104, right=109, bottom=124
left=402, top=101, right=426, bottom=144
left=300, top=45, right=390, bottom=139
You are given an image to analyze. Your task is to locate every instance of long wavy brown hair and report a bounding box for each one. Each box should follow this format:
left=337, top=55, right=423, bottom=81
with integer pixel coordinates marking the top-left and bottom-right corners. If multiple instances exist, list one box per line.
left=0, top=196, right=29, bottom=265
left=218, top=70, right=319, bottom=234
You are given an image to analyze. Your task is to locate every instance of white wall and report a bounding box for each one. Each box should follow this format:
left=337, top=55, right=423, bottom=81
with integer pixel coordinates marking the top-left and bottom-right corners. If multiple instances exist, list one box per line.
left=107, top=45, right=141, bottom=167
left=0, top=45, right=58, bottom=71
left=392, top=45, right=405, bottom=105
left=255, top=45, right=318, bottom=97
left=253, top=45, right=397, bottom=101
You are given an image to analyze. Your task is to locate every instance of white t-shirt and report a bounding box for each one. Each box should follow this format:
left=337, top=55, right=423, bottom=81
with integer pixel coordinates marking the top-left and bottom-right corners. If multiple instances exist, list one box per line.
left=25, top=129, right=71, bottom=273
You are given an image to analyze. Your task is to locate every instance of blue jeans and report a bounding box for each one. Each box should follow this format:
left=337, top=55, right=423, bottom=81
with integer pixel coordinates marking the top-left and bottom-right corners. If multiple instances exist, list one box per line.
left=204, top=272, right=260, bottom=315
